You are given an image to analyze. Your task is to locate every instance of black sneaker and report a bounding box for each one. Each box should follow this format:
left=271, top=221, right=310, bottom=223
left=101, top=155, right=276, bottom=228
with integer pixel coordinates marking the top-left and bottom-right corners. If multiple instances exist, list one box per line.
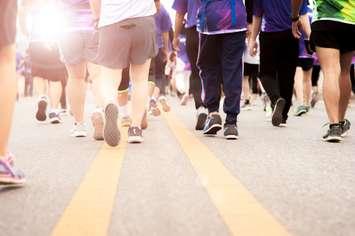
left=36, top=98, right=47, bottom=122
left=104, top=103, right=120, bottom=147
left=128, top=126, right=143, bottom=143
left=280, top=118, right=287, bottom=127
left=223, top=124, right=239, bottom=140
left=203, top=114, right=222, bottom=135
left=340, top=119, right=351, bottom=137
left=322, top=123, right=343, bottom=143
left=49, top=112, right=62, bottom=124
left=272, top=98, right=286, bottom=127
left=195, top=107, right=208, bottom=131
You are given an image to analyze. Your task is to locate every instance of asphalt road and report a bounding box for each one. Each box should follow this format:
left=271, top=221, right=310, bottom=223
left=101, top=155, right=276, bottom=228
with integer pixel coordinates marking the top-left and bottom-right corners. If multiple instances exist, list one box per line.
left=0, top=96, right=354, bottom=236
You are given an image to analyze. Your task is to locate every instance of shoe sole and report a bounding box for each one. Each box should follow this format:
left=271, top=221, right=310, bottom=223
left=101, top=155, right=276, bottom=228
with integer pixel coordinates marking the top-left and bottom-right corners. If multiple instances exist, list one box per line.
left=71, top=132, right=88, bottom=138
left=0, top=177, right=26, bottom=186
left=50, top=117, right=61, bottom=124
left=225, top=134, right=239, bottom=140
left=203, top=124, right=222, bottom=135
left=104, top=104, right=120, bottom=147
left=294, top=110, right=307, bottom=117
left=341, top=130, right=349, bottom=137
left=127, top=136, right=144, bottom=144
left=36, top=100, right=47, bottom=122
left=322, top=136, right=343, bottom=143
left=195, top=113, right=208, bottom=131
left=272, top=99, right=286, bottom=127
left=91, top=113, right=104, bottom=141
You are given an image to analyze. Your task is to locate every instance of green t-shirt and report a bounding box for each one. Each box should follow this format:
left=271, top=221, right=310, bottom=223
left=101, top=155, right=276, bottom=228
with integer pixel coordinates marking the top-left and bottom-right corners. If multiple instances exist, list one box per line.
left=314, top=0, right=355, bottom=24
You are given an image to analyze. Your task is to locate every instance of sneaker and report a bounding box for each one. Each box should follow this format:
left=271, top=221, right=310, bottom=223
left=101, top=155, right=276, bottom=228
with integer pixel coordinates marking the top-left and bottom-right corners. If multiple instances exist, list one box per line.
left=121, top=116, right=132, bottom=127
left=322, top=123, right=343, bottom=143
left=340, top=119, right=351, bottom=137
left=128, top=126, right=143, bottom=143
left=294, top=105, right=308, bottom=117
left=272, top=98, right=286, bottom=127
left=35, top=97, right=47, bottom=122
left=0, top=156, right=26, bottom=186
left=91, top=111, right=104, bottom=140
left=223, top=124, right=239, bottom=140
left=280, top=118, right=287, bottom=127
left=141, top=110, right=148, bottom=130
left=104, top=103, right=120, bottom=147
left=49, top=112, right=62, bottom=124
left=203, top=113, right=222, bottom=135
left=159, top=97, right=171, bottom=112
left=180, top=94, right=189, bottom=106
left=241, top=99, right=252, bottom=111
left=310, top=91, right=319, bottom=108
left=195, top=107, right=208, bottom=131
left=149, top=99, right=161, bottom=116
left=70, top=123, right=88, bottom=138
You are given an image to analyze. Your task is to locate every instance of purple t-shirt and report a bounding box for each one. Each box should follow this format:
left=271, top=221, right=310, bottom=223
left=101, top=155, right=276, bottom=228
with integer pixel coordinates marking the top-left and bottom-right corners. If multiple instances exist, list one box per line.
left=197, top=0, right=247, bottom=34
left=61, top=0, right=94, bottom=31
left=172, top=0, right=201, bottom=28
left=155, top=5, right=172, bottom=49
left=253, top=0, right=308, bottom=32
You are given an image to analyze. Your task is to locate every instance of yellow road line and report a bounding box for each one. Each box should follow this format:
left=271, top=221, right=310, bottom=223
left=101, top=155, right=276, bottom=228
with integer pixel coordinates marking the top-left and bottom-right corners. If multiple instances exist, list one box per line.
left=162, top=112, right=291, bottom=236
left=52, top=129, right=128, bottom=236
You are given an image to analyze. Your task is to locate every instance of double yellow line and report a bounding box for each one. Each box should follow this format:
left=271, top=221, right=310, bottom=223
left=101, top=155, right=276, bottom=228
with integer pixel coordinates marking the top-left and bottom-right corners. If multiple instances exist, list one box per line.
left=52, top=113, right=290, bottom=236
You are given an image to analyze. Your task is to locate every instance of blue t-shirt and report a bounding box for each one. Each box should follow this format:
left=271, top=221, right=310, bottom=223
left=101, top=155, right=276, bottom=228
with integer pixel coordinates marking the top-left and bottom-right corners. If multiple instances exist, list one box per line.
left=197, top=0, right=247, bottom=34
left=172, top=0, right=201, bottom=28
left=253, top=0, right=308, bottom=32
left=155, top=5, right=172, bottom=49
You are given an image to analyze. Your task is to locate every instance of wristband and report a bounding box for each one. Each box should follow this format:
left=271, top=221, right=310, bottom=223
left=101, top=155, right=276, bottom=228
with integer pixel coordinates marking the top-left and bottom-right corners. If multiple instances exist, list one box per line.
left=291, top=15, right=300, bottom=22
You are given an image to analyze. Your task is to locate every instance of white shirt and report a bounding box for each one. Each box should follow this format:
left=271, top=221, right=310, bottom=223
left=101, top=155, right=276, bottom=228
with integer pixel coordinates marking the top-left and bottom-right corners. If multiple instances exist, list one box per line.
left=99, top=0, right=156, bottom=27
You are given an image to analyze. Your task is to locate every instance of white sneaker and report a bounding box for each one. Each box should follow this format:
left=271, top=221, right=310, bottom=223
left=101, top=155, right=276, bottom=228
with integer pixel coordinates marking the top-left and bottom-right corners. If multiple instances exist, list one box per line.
left=70, top=123, right=88, bottom=138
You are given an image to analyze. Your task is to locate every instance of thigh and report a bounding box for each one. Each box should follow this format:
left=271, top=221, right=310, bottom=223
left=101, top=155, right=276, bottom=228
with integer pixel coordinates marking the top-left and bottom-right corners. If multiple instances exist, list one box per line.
left=0, top=0, right=17, bottom=49
left=59, top=32, right=85, bottom=65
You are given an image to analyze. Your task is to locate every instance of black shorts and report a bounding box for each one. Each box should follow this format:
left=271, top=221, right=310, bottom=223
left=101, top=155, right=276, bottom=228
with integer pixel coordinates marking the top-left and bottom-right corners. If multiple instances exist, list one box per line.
left=244, top=63, right=259, bottom=77
left=311, top=21, right=355, bottom=54
left=297, top=57, right=314, bottom=71
left=28, top=42, right=67, bottom=82
left=0, top=0, right=17, bottom=48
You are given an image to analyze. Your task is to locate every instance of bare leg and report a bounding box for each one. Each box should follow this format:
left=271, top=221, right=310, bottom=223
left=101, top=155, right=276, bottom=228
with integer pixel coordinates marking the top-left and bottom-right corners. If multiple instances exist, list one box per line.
left=88, top=62, right=104, bottom=108
left=0, top=45, right=16, bottom=157
left=294, top=67, right=303, bottom=104
left=339, top=52, right=354, bottom=121
left=242, top=75, right=251, bottom=101
left=66, top=62, right=87, bottom=123
left=130, top=60, right=151, bottom=127
left=100, top=67, right=122, bottom=105
left=48, top=81, right=63, bottom=110
left=317, top=47, right=341, bottom=123
left=303, top=68, right=312, bottom=106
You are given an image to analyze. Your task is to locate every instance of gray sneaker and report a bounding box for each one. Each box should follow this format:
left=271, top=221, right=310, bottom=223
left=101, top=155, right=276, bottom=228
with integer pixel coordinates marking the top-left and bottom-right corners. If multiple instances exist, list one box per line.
left=104, top=104, right=120, bottom=147
left=340, top=119, right=351, bottom=137
left=128, top=126, right=143, bottom=143
left=322, top=124, right=343, bottom=143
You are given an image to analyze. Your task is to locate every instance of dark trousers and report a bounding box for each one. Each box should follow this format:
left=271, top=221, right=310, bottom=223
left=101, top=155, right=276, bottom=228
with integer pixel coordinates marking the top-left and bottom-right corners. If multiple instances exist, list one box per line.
left=197, top=31, right=245, bottom=125
left=186, top=27, right=205, bottom=109
left=259, top=30, right=298, bottom=120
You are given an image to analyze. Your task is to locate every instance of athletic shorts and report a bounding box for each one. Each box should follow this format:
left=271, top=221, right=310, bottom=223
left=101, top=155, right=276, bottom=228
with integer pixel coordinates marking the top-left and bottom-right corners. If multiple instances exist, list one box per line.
left=297, top=57, right=314, bottom=71
left=311, top=21, right=355, bottom=54
left=0, top=0, right=17, bottom=48
left=59, top=31, right=98, bottom=65
left=28, top=42, right=68, bottom=82
left=244, top=63, right=259, bottom=77
left=96, top=16, right=158, bottom=69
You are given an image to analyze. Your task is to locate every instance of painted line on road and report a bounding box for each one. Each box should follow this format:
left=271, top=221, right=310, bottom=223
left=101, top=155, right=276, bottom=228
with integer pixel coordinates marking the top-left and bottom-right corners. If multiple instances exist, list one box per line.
left=51, top=128, right=127, bottom=236
left=162, top=111, right=291, bottom=236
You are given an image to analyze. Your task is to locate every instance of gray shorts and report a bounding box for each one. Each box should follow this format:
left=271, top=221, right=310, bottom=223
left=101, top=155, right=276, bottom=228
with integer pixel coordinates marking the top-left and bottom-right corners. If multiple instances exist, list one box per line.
left=96, top=16, right=158, bottom=69
left=59, top=31, right=98, bottom=65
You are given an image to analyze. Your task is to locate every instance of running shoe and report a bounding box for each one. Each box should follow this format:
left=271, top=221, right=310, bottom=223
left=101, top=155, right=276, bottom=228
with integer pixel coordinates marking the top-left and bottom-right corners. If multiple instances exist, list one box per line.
left=0, top=155, right=26, bottom=186
left=294, top=105, right=308, bottom=117
left=310, top=91, right=319, bottom=108
left=272, top=98, right=286, bottom=127
left=70, top=123, right=88, bottom=138
left=195, top=107, right=208, bottom=131
left=241, top=99, right=252, bottom=111
left=280, top=118, right=288, bottom=127
left=91, top=111, right=104, bottom=140
left=203, top=113, right=222, bottom=135
left=159, top=97, right=171, bottom=112
left=223, top=124, right=239, bottom=140
left=121, top=116, right=132, bottom=127
left=149, top=99, right=161, bottom=116
left=322, top=123, right=343, bottom=143
left=49, top=112, right=62, bottom=124
left=128, top=126, right=143, bottom=143
left=104, top=103, right=120, bottom=147
left=340, top=119, right=351, bottom=137
left=35, top=97, right=47, bottom=122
